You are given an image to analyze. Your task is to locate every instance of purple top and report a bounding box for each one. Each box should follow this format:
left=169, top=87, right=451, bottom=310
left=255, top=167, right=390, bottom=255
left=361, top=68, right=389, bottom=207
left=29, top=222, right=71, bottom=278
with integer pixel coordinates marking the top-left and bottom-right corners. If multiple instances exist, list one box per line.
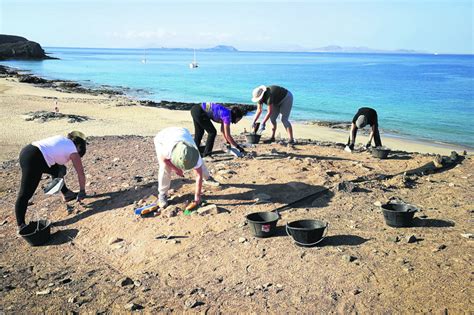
left=201, top=102, right=231, bottom=125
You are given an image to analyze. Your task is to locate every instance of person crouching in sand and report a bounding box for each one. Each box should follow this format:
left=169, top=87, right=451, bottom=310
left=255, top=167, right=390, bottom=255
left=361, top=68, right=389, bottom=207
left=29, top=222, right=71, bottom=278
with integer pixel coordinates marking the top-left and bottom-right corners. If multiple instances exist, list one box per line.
left=154, top=127, right=215, bottom=210
left=345, top=107, right=382, bottom=152
left=190, top=102, right=245, bottom=157
left=15, top=131, right=87, bottom=230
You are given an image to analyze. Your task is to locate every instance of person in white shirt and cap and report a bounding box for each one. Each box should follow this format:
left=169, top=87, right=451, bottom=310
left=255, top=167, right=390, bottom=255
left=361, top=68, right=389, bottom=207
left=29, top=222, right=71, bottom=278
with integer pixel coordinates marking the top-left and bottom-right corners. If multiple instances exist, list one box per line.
left=154, top=127, right=213, bottom=209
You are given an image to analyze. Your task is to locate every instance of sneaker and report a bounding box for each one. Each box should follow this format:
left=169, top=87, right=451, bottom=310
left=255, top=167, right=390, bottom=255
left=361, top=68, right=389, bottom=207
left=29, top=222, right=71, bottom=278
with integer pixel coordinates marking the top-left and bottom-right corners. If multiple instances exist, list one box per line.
left=158, top=195, right=168, bottom=208
left=344, top=145, right=353, bottom=153
left=204, top=176, right=220, bottom=187
left=62, top=190, right=77, bottom=202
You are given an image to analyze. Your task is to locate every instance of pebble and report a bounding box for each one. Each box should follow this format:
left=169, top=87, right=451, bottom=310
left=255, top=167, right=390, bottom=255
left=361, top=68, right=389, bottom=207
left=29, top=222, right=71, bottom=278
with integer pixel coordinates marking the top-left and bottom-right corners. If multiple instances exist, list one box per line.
left=116, top=277, right=134, bottom=287
left=353, top=289, right=362, bottom=295
left=184, top=298, right=203, bottom=309
left=108, top=237, right=124, bottom=245
left=197, top=204, right=219, bottom=216
left=68, top=296, right=77, bottom=303
left=460, top=233, right=474, bottom=239
left=245, top=289, right=255, bottom=296
left=387, top=236, right=399, bottom=243
left=373, top=201, right=382, bottom=207
left=36, top=289, right=51, bottom=295
left=433, top=244, right=447, bottom=252
left=406, top=235, right=417, bottom=243
left=343, top=255, right=357, bottom=263
left=124, top=303, right=143, bottom=311
left=238, top=237, right=247, bottom=243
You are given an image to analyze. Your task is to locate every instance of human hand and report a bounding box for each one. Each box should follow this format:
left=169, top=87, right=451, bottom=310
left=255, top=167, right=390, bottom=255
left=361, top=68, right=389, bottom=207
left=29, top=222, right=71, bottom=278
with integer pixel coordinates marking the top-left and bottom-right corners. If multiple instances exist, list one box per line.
left=236, top=145, right=246, bottom=153
left=77, top=190, right=86, bottom=202
left=257, top=123, right=265, bottom=134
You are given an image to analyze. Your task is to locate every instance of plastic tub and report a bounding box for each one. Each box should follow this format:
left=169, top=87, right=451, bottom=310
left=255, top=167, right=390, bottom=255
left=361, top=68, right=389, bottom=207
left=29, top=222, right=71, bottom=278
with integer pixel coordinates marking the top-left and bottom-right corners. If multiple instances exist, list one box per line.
left=381, top=203, right=417, bottom=227
left=246, top=211, right=279, bottom=238
left=19, top=220, right=51, bottom=246
left=286, top=219, right=328, bottom=247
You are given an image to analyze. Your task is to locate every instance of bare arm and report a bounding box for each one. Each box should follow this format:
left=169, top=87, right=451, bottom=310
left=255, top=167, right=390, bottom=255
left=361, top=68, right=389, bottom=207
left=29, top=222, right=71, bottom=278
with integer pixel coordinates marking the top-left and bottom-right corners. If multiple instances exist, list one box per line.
left=367, top=125, right=376, bottom=145
left=193, top=166, right=203, bottom=203
left=160, top=155, right=184, bottom=177
left=70, top=153, right=86, bottom=191
left=262, top=103, right=273, bottom=125
left=252, top=103, right=263, bottom=125
left=222, top=123, right=239, bottom=147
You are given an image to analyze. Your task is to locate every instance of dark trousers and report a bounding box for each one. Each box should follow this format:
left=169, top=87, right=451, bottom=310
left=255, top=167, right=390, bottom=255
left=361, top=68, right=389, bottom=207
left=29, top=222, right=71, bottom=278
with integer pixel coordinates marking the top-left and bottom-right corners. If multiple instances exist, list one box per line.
left=191, top=105, right=217, bottom=156
left=15, top=145, right=69, bottom=226
left=373, top=127, right=382, bottom=147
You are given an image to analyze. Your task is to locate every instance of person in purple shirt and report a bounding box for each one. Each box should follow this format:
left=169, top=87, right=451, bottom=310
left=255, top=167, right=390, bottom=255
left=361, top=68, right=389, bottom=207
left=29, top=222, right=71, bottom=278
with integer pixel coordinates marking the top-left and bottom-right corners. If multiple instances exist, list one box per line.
left=190, top=102, right=244, bottom=157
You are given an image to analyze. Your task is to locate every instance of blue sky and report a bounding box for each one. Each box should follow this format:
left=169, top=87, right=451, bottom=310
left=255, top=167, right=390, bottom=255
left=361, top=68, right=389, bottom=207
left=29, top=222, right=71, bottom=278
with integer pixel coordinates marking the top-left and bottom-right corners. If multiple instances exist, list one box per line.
left=0, top=0, right=472, bottom=54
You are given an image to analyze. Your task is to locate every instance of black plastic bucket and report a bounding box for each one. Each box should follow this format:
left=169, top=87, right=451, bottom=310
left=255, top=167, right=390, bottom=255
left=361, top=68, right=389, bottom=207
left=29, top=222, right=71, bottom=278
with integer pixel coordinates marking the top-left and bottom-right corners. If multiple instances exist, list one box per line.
left=246, top=212, right=279, bottom=238
left=381, top=203, right=417, bottom=227
left=19, top=220, right=51, bottom=246
left=245, top=134, right=261, bottom=144
left=286, top=219, right=328, bottom=247
left=371, top=147, right=390, bottom=159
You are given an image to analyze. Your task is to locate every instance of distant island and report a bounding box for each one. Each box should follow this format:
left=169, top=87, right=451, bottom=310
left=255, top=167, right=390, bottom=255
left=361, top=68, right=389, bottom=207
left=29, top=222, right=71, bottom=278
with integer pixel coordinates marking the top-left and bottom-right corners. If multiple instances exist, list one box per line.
left=0, top=34, right=54, bottom=60
left=308, top=45, right=427, bottom=54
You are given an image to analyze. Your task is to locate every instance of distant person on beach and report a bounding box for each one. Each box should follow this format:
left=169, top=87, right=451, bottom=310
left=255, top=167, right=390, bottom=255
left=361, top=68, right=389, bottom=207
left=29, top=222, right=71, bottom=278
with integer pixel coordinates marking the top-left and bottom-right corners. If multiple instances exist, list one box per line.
left=154, top=127, right=217, bottom=210
left=14, top=131, right=87, bottom=230
left=251, top=85, right=294, bottom=144
left=190, top=102, right=244, bottom=157
left=345, top=107, right=382, bottom=152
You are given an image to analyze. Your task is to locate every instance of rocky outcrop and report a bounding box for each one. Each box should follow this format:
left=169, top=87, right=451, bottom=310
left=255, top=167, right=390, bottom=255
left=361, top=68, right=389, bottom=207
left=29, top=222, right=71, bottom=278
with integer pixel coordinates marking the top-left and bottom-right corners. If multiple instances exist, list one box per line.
left=0, top=34, right=54, bottom=60
left=138, top=100, right=256, bottom=115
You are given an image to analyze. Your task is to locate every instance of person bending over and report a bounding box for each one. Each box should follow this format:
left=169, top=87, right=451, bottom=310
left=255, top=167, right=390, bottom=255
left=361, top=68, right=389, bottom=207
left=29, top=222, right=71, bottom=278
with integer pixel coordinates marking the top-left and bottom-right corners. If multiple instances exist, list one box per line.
left=190, top=102, right=244, bottom=157
left=15, top=131, right=87, bottom=229
left=345, top=107, right=382, bottom=152
left=251, top=85, right=294, bottom=143
left=154, top=127, right=216, bottom=209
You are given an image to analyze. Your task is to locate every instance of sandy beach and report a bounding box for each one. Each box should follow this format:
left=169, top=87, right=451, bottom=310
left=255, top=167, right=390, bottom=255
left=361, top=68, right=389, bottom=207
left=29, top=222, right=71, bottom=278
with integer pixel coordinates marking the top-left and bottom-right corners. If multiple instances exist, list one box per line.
left=0, top=77, right=468, bottom=163
left=0, top=74, right=473, bottom=313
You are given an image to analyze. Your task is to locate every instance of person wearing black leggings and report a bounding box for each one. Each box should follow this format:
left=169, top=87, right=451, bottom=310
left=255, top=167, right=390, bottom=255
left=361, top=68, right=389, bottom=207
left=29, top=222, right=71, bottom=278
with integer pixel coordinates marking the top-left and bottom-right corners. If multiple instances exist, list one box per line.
left=15, top=131, right=87, bottom=229
left=190, top=102, right=244, bottom=157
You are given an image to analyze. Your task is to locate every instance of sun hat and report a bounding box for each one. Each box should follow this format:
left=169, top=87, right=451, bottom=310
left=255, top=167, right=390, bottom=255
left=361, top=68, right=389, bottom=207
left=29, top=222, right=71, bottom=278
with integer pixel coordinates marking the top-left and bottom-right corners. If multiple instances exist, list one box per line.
left=171, top=142, right=199, bottom=170
left=355, top=115, right=368, bottom=128
left=251, top=85, right=267, bottom=103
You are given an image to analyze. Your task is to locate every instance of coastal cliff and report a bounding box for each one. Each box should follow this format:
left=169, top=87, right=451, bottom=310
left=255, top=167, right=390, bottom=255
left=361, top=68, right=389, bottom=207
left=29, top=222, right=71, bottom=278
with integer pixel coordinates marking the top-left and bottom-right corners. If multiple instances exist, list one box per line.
left=0, top=34, right=54, bottom=60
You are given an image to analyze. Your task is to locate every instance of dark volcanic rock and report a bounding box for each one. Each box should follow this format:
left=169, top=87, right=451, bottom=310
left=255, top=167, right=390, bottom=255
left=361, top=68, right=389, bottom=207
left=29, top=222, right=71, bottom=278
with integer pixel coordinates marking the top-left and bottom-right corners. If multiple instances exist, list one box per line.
left=0, top=34, right=54, bottom=60
left=139, top=100, right=256, bottom=115
left=24, top=111, right=90, bottom=123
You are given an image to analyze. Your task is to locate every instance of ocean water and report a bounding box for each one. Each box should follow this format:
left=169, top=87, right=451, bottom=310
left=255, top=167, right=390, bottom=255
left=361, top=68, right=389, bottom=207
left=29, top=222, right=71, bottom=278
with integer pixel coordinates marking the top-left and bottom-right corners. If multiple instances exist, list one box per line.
left=2, top=48, right=473, bottom=147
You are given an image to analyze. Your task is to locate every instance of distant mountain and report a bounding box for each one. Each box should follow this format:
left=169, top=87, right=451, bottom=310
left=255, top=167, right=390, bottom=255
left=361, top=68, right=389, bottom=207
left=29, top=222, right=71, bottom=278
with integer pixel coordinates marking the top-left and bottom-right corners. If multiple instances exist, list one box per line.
left=0, top=34, right=55, bottom=60
left=309, top=45, right=426, bottom=54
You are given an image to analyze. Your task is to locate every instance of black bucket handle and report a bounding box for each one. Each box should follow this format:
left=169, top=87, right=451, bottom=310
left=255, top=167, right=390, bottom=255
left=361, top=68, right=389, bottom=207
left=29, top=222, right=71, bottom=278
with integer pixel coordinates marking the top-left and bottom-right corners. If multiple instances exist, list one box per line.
left=286, top=222, right=329, bottom=247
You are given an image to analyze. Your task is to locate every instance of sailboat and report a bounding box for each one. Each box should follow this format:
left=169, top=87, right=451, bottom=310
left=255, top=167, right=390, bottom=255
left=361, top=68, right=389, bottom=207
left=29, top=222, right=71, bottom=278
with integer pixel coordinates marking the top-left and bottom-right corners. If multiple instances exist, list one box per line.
left=189, top=48, right=198, bottom=68
left=141, top=49, right=147, bottom=64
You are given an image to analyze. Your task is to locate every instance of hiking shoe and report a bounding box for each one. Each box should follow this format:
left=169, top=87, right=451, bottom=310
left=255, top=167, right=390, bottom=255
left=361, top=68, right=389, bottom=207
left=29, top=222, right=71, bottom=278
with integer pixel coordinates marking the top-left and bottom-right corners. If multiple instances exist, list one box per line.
left=62, top=190, right=77, bottom=202
left=158, top=195, right=169, bottom=208
left=204, top=176, right=220, bottom=187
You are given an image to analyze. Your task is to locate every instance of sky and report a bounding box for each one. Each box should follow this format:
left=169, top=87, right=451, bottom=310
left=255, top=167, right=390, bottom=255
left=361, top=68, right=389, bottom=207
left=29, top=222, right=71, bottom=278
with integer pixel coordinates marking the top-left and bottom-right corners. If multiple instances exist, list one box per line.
left=0, top=0, right=473, bottom=54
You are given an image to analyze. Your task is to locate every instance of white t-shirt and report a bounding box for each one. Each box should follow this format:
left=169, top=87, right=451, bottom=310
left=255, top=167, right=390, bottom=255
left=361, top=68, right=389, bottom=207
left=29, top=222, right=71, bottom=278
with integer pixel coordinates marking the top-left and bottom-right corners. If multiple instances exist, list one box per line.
left=32, top=135, right=78, bottom=167
left=153, top=127, right=203, bottom=169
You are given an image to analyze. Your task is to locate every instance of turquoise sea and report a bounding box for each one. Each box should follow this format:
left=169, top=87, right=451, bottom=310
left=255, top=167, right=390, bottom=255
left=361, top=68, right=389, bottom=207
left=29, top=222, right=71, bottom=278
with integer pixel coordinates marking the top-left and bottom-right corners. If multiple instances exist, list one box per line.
left=2, top=48, right=473, bottom=147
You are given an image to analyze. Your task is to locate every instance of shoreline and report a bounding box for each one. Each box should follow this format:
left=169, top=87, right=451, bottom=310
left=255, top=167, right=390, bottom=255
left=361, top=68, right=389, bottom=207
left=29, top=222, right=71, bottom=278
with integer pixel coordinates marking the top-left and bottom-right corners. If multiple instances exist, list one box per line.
left=0, top=65, right=470, bottom=162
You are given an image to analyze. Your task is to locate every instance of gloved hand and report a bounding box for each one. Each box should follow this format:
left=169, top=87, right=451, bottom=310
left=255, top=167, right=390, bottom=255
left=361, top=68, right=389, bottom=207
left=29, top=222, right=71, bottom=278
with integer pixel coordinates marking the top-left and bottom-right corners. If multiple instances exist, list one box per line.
left=77, top=190, right=86, bottom=202
left=257, top=123, right=265, bottom=134
left=236, top=145, right=246, bottom=153
left=251, top=122, right=257, bottom=131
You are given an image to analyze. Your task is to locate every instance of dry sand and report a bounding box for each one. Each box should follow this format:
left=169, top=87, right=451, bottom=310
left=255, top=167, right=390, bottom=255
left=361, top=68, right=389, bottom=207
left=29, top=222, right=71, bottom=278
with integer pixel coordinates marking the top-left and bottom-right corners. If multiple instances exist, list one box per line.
left=0, top=77, right=473, bottom=313
left=0, top=77, right=467, bottom=162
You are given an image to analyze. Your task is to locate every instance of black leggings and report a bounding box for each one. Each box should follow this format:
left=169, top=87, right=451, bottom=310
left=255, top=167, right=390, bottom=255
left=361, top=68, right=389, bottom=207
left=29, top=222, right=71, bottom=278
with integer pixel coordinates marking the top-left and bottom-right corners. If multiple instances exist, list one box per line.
left=191, top=104, right=217, bottom=156
left=15, top=145, right=69, bottom=226
left=373, top=126, right=382, bottom=147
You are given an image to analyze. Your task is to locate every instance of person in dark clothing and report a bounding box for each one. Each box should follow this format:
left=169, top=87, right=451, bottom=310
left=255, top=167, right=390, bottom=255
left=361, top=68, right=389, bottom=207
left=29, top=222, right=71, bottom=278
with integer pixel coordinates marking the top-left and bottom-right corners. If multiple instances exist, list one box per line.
left=15, top=131, right=87, bottom=230
left=345, top=107, right=382, bottom=152
left=190, top=102, right=244, bottom=157
left=251, top=85, right=294, bottom=143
